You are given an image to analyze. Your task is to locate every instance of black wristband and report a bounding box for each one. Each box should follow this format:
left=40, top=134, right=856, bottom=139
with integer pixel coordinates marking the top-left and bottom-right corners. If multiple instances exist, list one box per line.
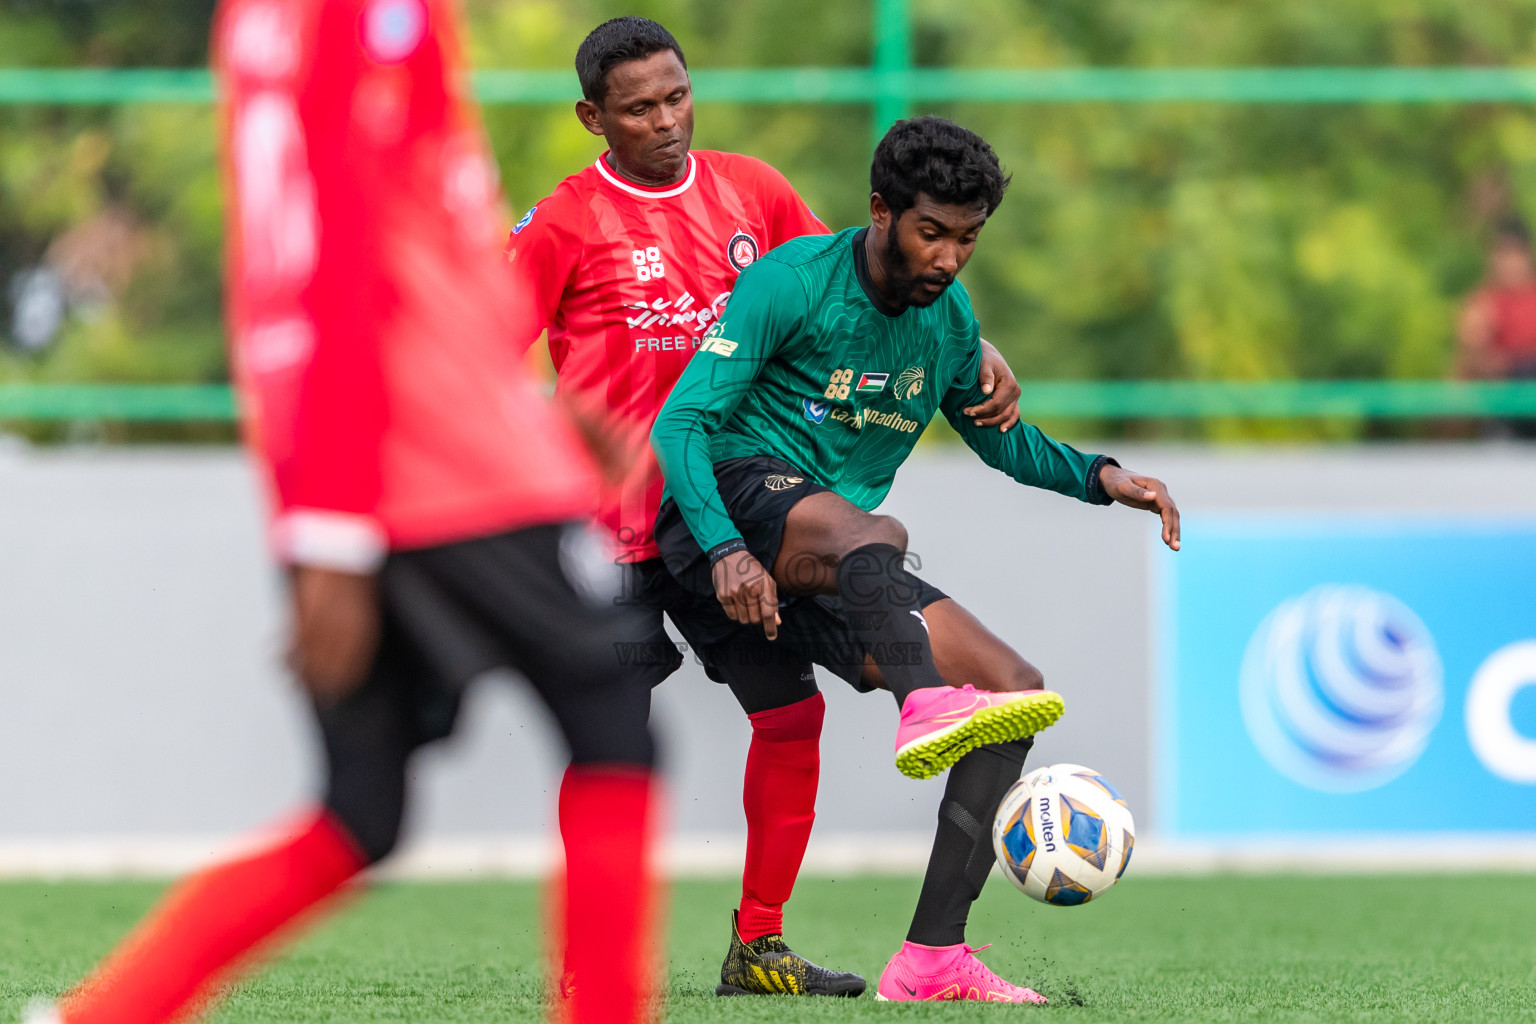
left=706, top=538, right=748, bottom=565
left=1085, top=454, right=1120, bottom=506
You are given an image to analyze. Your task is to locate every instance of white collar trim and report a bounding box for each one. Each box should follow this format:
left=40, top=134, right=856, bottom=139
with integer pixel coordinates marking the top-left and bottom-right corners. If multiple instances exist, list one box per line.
left=594, top=153, right=697, bottom=199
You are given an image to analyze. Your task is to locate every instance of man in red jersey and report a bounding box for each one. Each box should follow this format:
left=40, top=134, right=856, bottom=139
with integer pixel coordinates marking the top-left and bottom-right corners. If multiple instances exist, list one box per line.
left=506, top=17, right=1034, bottom=1000
left=1458, top=217, right=1536, bottom=437
left=27, top=4, right=658, bottom=1024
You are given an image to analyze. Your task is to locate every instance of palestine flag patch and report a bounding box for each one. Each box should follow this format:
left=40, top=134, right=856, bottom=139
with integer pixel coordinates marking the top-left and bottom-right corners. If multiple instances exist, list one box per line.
left=856, top=372, right=889, bottom=393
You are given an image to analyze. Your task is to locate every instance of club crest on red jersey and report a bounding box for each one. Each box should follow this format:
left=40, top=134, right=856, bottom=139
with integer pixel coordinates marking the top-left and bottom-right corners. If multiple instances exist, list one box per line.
left=726, top=230, right=759, bottom=273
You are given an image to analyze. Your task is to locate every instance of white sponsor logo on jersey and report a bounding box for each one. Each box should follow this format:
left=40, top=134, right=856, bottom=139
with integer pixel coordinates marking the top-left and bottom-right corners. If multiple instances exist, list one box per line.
left=627, top=291, right=733, bottom=353
left=234, top=91, right=317, bottom=289
left=631, top=246, right=666, bottom=282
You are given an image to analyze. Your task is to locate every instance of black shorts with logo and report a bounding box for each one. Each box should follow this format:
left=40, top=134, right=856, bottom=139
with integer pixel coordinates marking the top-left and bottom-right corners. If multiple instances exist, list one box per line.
left=654, top=454, right=947, bottom=691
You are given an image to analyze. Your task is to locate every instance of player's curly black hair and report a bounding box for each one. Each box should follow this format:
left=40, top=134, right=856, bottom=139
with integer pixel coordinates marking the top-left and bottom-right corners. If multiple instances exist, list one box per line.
left=1496, top=215, right=1532, bottom=248
left=870, top=116, right=1010, bottom=220
left=575, top=17, right=688, bottom=107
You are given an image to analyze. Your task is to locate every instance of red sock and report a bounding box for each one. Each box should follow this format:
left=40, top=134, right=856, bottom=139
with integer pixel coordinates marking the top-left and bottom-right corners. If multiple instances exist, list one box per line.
left=559, top=764, right=658, bottom=1024
left=737, top=692, right=824, bottom=943
left=60, top=810, right=365, bottom=1024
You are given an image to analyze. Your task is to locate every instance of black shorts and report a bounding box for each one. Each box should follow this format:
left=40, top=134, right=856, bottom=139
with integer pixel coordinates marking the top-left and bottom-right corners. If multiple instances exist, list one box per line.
left=615, top=559, right=688, bottom=688
left=623, top=555, right=731, bottom=683
left=311, top=521, right=657, bottom=862
left=656, top=455, right=831, bottom=597
left=625, top=556, right=810, bottom=687
left=329, top=521, right=655, bottom=755
left=654, top=454, right=947, bottom=691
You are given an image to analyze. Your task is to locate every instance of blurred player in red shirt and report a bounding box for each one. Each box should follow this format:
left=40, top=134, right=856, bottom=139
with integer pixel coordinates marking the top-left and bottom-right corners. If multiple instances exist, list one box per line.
left=1459, top=218, right=1536, bottom=381
left=1458, top=217, right=1536, bottom=437
left=505, top=17, right=1028, bottom=999
left=29, top=3, right=659, bottom=1024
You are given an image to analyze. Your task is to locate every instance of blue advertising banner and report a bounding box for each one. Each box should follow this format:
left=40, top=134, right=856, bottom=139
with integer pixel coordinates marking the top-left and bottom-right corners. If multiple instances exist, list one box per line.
left=1158, top=517, right=1536, bottom=837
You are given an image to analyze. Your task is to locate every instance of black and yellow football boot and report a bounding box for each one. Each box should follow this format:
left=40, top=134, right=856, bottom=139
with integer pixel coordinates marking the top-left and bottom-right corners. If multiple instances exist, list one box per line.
left=715, top=911, right=867, bottom=997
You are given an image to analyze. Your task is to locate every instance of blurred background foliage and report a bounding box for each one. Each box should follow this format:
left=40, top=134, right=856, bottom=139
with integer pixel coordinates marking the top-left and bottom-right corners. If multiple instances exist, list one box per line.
left=4, top=0, right=1536, bottom=439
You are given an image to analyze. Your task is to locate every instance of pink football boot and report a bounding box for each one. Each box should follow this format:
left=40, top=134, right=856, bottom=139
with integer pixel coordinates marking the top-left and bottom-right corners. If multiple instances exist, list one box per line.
left=876, top=941, right=1048, bottom=1003
left=893, top=685, right=1065, bottom=779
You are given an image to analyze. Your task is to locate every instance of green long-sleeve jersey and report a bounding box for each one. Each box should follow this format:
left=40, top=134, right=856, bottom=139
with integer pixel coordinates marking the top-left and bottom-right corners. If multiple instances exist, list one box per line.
left=650, top=226, right=1113, bottom=555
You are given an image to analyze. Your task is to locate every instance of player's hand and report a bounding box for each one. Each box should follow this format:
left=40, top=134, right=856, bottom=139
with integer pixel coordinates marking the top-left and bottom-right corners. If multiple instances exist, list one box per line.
left=288, top=566, right=381, bottom=705
left=962, top=338, right=1022, bottom=432
left=1100, top=464, right=1181, bottom=551
left=712, top=549, right=780, bottom=640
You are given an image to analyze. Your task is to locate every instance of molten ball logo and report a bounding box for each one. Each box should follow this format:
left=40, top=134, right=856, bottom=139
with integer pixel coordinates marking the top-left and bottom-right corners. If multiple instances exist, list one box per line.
left=1239, top=585, right=1443, bottom=792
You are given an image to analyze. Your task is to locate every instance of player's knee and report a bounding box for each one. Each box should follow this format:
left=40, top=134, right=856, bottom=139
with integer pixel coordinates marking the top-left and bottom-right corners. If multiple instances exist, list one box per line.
left=839, top=514, right=908, bottom=557
left=863, top=514, right=908, bottom=553
left=837, top=516, right=910, bottom=579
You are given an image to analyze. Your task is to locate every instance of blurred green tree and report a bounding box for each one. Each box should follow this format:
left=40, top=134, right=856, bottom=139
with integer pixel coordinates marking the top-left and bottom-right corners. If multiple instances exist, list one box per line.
left=3, top=0, right=1536, bottom=440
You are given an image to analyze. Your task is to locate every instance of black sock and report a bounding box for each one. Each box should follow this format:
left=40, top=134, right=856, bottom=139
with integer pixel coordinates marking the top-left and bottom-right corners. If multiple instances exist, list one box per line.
left=906, top=738, right=1033, bottom=947
left=835, top=542, right=944, bottom=706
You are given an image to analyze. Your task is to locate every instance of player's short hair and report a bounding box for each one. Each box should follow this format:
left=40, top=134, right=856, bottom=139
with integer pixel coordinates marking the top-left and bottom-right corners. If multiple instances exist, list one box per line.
left=1496, top=216, right=1532, bottom=248
left=575, top=17, right=688, bottom=107
left=870, top=116, right=1011, bottom=221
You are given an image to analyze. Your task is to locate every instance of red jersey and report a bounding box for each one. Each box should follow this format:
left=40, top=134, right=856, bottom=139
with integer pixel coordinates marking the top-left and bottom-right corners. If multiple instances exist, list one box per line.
left=1479, top=286, right=1536, bottom=363
left=506, top=150, right=827, bottom=561
left=216, top=0, right=598, bottom=571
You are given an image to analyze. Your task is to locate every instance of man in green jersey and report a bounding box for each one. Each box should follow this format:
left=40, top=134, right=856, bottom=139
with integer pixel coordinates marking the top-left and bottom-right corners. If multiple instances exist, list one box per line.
left=651, top=116, right=1179, bottom=1002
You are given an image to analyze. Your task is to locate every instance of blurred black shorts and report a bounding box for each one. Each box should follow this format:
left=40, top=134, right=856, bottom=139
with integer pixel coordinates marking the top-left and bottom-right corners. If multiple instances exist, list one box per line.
left=334, top=521, right=655, bottom=752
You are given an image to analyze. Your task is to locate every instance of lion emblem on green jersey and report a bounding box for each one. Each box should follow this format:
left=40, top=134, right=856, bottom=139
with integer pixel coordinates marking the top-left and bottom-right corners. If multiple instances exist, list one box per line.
left=894, top=366, right=925, bottom=401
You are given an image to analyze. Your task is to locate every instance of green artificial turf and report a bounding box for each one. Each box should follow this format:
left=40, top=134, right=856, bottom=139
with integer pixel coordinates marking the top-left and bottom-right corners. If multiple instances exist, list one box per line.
left=2, top=874, right=1534, bottom=1022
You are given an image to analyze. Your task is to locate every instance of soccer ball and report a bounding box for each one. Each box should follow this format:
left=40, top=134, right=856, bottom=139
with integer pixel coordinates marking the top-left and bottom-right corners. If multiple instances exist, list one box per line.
left=991, top=763, right=1135, bottom=906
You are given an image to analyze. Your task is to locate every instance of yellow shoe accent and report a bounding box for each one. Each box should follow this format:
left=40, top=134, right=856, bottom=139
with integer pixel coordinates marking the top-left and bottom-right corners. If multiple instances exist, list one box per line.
left=715, top=910, right=867, bottom=997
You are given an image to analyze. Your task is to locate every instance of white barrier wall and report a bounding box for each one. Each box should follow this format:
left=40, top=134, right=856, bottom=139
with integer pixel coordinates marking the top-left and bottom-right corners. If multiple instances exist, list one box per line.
left=2, top=440, right=1534, bottom=875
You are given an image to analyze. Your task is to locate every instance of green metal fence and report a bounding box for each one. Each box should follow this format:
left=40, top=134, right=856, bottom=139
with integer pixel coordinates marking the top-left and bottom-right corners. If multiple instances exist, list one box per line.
left=4, top=0, right=1536, bottom=422
left=0, top=384, right=235, bottom=421
left=3, top=381, right=1535, bottom=423
left=10, top=66, right=1536, bottom=109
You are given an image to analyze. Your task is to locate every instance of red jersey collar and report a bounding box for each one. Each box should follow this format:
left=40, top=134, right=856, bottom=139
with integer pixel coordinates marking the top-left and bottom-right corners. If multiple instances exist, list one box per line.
left=594, top=152, right=697, bottom=199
